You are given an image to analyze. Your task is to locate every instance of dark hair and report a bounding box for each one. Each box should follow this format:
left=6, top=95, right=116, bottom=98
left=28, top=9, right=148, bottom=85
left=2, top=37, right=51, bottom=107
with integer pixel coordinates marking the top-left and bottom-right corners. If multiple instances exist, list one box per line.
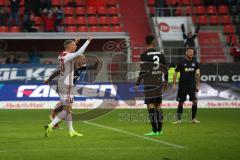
left=64, top=40, right=75, bottom=48
left=145, top=35, right=155, bottom=45
left=186, top=47, right=195, bottom=51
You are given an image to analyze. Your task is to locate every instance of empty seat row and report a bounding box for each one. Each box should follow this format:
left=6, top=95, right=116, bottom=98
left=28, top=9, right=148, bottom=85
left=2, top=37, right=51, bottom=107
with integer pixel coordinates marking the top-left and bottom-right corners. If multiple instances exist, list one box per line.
left=65, top=16, right=120, bottom=25
left=65, top=25, right=123, bottom=32
left=175, top=5, right=229, bottom=15
left=64, top=6, right=120, bottom=15
left=192, top=15, right=232, bottom=25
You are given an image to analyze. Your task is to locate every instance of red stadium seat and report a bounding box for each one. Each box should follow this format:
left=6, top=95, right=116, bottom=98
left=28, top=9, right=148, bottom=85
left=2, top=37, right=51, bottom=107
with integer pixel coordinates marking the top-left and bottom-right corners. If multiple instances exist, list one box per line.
left=0, top=0, right=6, bottom=6
left=101, top=26, right=111, bottom=32
left=88, top=16, right=98, bottom=25
left=76, top=16, right=87, bottom=25
left=10, top=26, right=20, bottom=32
left=195, top=6, right=205, bottom=15
left=207, top=5, right=217, bottom=15
left=175, top=7, right=182, bottom=16
left=209, top=15, right=219, bottom=25
left=192, top=0, right=202, bottom=5
left=52, top=0, right=61, bottom=6
left=149, top=7, right=155, bottom=15
left=33, top=16, right=42, bottom=25
left=198, top=15, right=208, bottom=25
left=192, top=16, right=197, bottom=24
left=112, top=25, right=123, bottom=32
left=223, top=25, right=235, bottom=34
left=218, top=5, right=229, bottom=14
left=109, top=6, right=119, bottom=15
left=19, top=7, right=24, bottom=16
left=76, top=0, right=86, bottom=6
left=89, top=26, right=100, bottom=32
left=98, top=6, right=108, bottom=15
left=78, top=26, right=88, bottom=32
left=221, top=15, right=231, bottom=25
left=87, top=6, right=97, bottom=15
left=180, top=0, right=191, bottom=6
left=165, top=0, right=177, bottom=5
left=99, top=16, right=109, bottom=25
left=226, top=35, right=237, bottom=44
left=110, top=16, right=120, bottom=25
left=108, top=0, right=118, bottom=6
left=64, top=7, right=74, bottom=15
left=65, top=26, right=77, bottom=32
left=148, top=0, right=155, bottom=6
left=76, top=7, right=86, bottom=15
left=0, top=26, right=9, bottom=32
left=185, top=6, right=193, bottom=15
left=20, top=0, right=24, bottom=6
left=65, top=16, right=75, bottom=25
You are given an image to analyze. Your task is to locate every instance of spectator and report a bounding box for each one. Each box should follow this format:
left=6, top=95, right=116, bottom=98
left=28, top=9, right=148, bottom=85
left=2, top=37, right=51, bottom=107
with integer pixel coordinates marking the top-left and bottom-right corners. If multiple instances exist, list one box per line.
left=181, top=24, right=200, bottom=47
left=5, top=53, right=19, bottom=64
left=28, top=48, right=41, bottom=63
left=23, top=13, right=38, bottom=32
left=67, top=0, right=77, bottom=7
left=42, top=10, right=56, bottom=32
left=41, top=0, right=51, bottom=10
left=23, top=0, right=33, bottom=21
left=229, top=36, right=240, bottom=62
left=0, top=7, right=8, bottom=26
left=52, top=7, right=63, bottom=27
left=8, top=0, right=21, bottom=26
left=32, top=0, right=41, bottom=16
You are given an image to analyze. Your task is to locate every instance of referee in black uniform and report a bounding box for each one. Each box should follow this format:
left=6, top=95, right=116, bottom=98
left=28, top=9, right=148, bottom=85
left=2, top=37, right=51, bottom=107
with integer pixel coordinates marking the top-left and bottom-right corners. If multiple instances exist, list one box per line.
left=135, top=35, right=168, bottom=136
left=173, top=48, right=200, bottom=124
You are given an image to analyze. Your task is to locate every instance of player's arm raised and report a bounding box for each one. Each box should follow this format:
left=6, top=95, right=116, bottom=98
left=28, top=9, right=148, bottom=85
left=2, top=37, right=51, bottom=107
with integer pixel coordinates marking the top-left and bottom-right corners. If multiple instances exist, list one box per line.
left=64, top=37, right=92, bottom=62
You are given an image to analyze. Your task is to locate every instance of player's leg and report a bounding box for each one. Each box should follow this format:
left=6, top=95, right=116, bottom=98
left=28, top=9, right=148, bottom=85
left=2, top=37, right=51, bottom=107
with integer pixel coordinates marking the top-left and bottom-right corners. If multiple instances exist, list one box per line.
left=63, top=103, right=83, bottom=137
left=144, top=103, right=159, bottom=136
left=173, top=86, right=186, bottom=124
left=189, top=86, right=200, bottom=123
left=50, top=102, right=63, bottom=129
left=155, top=103, right=163, bottom=135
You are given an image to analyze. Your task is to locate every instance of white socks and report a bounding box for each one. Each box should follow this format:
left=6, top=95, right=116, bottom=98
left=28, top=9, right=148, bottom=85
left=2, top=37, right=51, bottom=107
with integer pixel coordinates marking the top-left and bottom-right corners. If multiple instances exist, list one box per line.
left=49, top=110, right=74, bottom=132
left=66, top=113, right=74, bottom=132
left=49, top=110, right=67, bottom=127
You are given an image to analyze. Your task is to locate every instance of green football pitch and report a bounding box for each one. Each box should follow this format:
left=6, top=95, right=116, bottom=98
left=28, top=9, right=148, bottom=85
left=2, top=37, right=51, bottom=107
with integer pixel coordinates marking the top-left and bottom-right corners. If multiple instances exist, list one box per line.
left=0, top=109, right=240, bottom=160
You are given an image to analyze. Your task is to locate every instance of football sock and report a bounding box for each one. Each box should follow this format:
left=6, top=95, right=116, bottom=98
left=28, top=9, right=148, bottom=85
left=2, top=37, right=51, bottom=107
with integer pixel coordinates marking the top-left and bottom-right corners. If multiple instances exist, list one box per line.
left=156, top=109, right=163, bottom=132
left=49, top=110, right=67, bottom=127
left=192, top=104, right=198, bottom=120
left=66, top=113, right=74, bottom=132
left=148, top=108, right=158, bottom=133
left=177, top=103, right=183, bottom=120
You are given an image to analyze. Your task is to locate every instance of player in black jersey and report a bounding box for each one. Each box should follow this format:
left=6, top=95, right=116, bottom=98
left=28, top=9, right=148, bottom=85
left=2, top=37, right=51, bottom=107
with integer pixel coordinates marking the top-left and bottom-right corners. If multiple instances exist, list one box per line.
left=45, top=55, right=102, bottom=128
left=135, top=35, right=168, bottom=136
left=172, top=48, right=201, bottom=124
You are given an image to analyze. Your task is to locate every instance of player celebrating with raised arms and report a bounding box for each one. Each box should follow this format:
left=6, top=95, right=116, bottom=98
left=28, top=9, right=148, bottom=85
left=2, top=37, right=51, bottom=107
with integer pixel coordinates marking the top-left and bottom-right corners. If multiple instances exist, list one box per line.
left=44, top=36, right=92, bottom=138
left=172, top=48, right=201, bottom=124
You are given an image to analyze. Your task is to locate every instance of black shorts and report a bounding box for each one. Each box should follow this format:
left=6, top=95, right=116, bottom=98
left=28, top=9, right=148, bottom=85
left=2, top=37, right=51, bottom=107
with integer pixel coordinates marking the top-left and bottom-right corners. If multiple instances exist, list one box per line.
left=177, top=85, right=197, bottom=103
left=144, top=85, right=162, bottom=104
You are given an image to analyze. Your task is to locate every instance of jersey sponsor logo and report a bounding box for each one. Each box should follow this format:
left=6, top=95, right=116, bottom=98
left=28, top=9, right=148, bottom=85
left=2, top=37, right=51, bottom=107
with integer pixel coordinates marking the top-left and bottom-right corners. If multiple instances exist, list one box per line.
left=158, top=22, right=170, bottom=32
left=184, top=67, right=195, bottom=72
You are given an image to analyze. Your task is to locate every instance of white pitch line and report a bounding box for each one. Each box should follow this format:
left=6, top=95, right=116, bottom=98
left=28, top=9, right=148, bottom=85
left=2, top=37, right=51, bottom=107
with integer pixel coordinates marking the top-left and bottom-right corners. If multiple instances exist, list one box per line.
left=84, top=121, right=186, bottom=149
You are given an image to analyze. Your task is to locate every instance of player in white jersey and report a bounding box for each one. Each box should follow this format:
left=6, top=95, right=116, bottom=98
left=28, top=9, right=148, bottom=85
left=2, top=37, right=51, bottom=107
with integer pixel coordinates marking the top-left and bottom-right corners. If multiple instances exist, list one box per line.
left=44, top=37, right=92, bottom=138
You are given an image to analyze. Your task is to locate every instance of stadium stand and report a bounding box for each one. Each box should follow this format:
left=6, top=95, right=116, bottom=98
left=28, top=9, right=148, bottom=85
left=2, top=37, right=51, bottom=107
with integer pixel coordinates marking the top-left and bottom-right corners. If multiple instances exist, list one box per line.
left=147, top=0, right=240, bottom=63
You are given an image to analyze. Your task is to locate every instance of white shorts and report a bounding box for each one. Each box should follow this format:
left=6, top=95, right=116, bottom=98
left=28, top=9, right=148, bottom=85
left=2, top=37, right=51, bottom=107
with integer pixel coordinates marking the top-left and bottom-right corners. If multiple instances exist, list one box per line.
left=57, top=82, right=74, bottom=106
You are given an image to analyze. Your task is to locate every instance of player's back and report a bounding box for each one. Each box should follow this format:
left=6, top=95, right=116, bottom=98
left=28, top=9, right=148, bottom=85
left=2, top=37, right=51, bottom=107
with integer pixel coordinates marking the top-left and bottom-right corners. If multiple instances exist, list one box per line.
left=140, top=48, right=167, bottom=85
